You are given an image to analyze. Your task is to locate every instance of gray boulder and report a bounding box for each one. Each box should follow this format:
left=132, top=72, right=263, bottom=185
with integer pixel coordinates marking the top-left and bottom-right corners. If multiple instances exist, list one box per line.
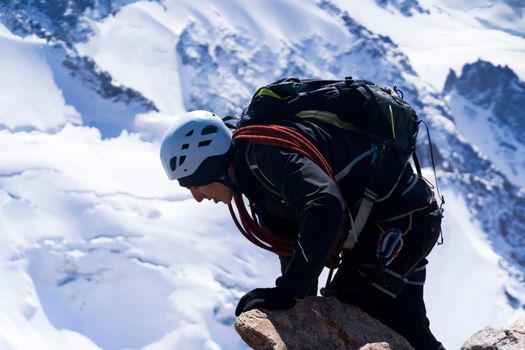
left=234, top=296, right=413, bottom=350
left=461, top=319, right=525, bottom=350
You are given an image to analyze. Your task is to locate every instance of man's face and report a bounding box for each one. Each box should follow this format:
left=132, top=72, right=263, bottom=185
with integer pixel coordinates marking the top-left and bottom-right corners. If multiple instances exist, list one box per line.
left=188, top=182, right=233, bottom=205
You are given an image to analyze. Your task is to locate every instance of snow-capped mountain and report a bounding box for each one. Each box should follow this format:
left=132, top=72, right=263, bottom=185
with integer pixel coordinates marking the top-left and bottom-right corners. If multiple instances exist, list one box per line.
left=444, top=60, right=525, bottom=187
left=0, top=0, right=158, bottom=137
left=0, top=0, right=149, bottom=43
left=0, top=0, right=524, bottom=349
left=441, top=59, right=525, bottom=279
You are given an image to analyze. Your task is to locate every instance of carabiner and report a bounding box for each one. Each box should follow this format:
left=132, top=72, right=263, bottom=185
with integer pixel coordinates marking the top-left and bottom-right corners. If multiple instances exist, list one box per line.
left=376, top=228, right=404, bottom=266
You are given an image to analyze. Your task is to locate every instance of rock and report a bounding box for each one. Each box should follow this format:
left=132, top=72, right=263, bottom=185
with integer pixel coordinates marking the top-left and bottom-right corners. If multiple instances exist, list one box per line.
left=461, top=319, right=525, bottom=350
left=358, top=342, right=392, bottom=350
left=235, top=309, right=287, bottom=350
left=235, top=296, right=413, bottom=350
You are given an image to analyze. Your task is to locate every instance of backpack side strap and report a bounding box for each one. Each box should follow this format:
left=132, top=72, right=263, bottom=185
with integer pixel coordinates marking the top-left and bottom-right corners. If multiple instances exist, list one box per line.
left=343, top=188, right=376, bottom=249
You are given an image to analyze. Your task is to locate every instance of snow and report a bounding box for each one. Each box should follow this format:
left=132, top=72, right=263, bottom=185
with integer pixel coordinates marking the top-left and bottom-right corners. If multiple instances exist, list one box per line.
left=0, top=125, right=279, bottom=349
left=77, top=2, right=186, bottom=116
left=1, top=0, right=524, bottom=349
left=42, top=46, right=147, bottom=138
left=445, top=90, right=525, bottom=187
left=436, top=0, right=525, bottom=38
left=0, top=23, right=81, bottom=132
left=2, top=125, right=522, bottom=349
left=76, top=0, right=350, bottom=115
left=334, top=0, right=525, bottom=90
left=425, top=188, right=525, bottom=349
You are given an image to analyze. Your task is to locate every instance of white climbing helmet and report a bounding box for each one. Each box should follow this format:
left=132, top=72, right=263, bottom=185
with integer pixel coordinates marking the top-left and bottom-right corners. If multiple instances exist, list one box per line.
left=160, top=110, right=234, bottom=186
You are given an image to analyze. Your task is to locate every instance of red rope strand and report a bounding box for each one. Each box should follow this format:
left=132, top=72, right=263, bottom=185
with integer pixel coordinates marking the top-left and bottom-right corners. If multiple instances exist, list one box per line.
left=229, top=124, right=348, bottom=277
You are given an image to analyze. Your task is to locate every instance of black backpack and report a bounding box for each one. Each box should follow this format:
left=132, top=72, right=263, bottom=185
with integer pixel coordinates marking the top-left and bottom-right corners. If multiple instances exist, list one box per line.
left=239, top=76, right=421, bottom=200
left=235, top=77, right=423, bottom=245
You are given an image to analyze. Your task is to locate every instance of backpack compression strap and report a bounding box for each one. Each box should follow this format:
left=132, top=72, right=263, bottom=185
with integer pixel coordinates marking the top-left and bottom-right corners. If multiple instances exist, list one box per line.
left=230, top=124, right=348, bottom=278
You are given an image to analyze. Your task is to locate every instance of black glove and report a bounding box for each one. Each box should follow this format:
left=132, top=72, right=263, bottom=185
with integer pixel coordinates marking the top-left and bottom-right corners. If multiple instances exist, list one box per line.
left=235, top=287, right=297, bottom=316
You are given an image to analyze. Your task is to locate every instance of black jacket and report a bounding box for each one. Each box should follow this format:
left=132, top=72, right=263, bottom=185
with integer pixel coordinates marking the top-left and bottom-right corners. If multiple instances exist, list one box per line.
left=233, top=118, right=432, bottom=298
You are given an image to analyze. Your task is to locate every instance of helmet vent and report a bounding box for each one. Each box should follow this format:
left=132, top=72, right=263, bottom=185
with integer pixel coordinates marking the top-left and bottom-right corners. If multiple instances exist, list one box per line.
left=185, top=130, right=194, bottom=137
left=179, top=155, right=186, bottom=166
left=182, top=143, right=189, bottom=150
left=201, top=125, right=219, bottom=135
left=198, top=140, right=212, bottom=147
left=169, top=156, right=177, bottom=171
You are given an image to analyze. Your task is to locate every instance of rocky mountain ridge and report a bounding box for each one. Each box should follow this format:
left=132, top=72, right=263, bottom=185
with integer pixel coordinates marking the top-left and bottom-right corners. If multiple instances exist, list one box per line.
left=444, top=59, right=525, bottom=146
left=374, top=0, right=429, bottom=17
left=0, top=0, right=158, bottom=137
left=441, top=60, right=525, bottom=282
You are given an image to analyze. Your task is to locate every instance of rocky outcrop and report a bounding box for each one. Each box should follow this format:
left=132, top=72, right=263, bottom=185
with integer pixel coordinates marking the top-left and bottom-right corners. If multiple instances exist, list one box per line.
left=441, top=59, right=525, bottom=268
left=443, top=59, right=525, bottom=145
left=373, top=0, right=429, bottom=17
left=234, top=296, right=413, bottom=350
left=461, top=319, right=525, bottom=350
left=0, top=0, right=159, bottom=138
left=235, top=298, right=525, bottom=350
left=0, top=0, right=151, bottom=43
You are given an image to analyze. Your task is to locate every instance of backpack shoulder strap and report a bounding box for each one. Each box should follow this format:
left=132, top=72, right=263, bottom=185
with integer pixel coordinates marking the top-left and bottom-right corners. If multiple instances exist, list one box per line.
left=244, top=143, right=282, bottom=197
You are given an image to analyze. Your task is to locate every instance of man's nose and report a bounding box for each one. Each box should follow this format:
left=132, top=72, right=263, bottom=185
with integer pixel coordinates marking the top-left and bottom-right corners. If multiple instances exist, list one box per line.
left=189, top=188, right=204, bottom=202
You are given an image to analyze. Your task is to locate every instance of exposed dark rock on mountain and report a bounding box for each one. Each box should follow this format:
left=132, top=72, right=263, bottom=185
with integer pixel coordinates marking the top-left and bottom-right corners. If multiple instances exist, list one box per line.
left=0, top=0, right=158, bottom=43
left=374, top=0, right=429, bottom=16
left=0, top=0, right=159, bottom=137
left=442, top=60, right=525, bottom=267
left=444, top=59, right=525, bottom=146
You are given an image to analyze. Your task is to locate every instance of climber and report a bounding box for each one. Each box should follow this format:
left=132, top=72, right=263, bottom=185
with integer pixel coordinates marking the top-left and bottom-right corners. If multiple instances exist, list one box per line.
left=160, top=80, right=445, bottom=349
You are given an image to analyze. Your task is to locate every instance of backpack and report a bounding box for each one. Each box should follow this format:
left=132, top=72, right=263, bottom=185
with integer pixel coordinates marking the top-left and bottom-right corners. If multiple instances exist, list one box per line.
left=240, top=76, right=421, bottom=184
left=235, top=76, right=422, bottom=245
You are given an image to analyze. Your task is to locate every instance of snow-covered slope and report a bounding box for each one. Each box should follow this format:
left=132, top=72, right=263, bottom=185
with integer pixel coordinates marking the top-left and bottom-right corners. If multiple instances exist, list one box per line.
left=0, top=0, right=524, bottom=349
left=0, top=125, right=280, bottom=350
left=436, top=0, right=525, bottom=39
left=0, top=1, right=158, bottom=138
left=334, top=0, right=525, bottom=90
left=425, top=188, right=525, bottom=348
left=0, top=23, right=80, bottom=132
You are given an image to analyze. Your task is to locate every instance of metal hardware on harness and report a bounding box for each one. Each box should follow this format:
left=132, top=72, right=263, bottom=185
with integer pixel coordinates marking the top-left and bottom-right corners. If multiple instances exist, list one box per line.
left=376, top=228, right=403, bottom=266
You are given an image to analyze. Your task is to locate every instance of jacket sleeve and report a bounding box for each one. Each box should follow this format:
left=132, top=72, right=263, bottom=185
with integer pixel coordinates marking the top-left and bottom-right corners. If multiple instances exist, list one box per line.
left=249, top=144, right=346, bottom=298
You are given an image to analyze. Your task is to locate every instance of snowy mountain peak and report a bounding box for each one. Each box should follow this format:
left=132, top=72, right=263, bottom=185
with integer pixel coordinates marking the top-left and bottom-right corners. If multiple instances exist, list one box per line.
left=0, top=0, right=152, bottom=43
left=0, top=0, right=159, bottom=138
left=443, top=59, right=525, bottom=249
left=444, top=59, right=521, bottom=99
left=444, top=59, right=525, bottom=147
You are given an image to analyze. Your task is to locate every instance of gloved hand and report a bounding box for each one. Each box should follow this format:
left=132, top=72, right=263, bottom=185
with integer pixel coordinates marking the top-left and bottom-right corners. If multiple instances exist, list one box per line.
left=235, top=287, right=297, bottom=316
